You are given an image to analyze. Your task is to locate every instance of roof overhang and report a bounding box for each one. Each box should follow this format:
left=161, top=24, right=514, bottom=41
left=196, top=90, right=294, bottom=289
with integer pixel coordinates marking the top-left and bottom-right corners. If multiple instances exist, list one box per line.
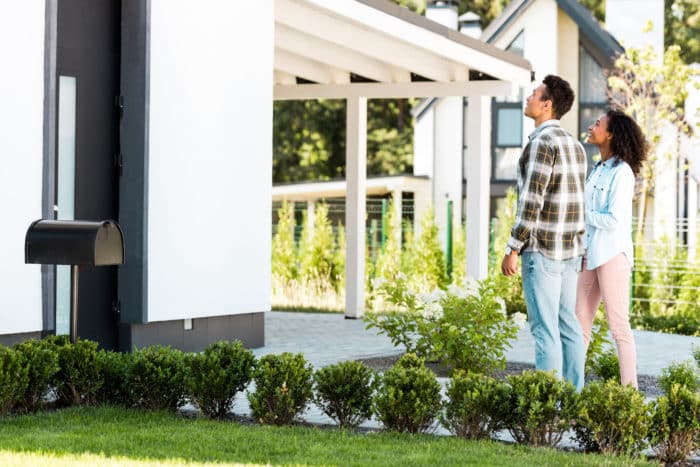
left=274, top=0, right=533, bottom=100
left=272, top=175, right=430, bottom=201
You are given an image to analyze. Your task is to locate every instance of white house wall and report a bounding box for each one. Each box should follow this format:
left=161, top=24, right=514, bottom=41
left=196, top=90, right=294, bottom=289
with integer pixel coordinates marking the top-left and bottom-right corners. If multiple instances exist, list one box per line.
left=147, top=0, right=273, bottom=322
left=413, top=106, right=434, bottom=178
left=0, top=2, right=45, bottom=334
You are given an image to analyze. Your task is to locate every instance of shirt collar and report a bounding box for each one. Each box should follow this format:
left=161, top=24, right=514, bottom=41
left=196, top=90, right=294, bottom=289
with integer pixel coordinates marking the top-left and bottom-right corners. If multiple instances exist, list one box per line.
left=528, top=119, right=560, bottom=141
left=597, top=156, right=618, bottom=169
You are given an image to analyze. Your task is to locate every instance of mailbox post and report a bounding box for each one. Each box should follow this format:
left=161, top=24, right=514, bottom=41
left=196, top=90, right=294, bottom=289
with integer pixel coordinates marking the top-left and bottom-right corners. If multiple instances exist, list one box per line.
left=25, top=220, right=125, bottom=343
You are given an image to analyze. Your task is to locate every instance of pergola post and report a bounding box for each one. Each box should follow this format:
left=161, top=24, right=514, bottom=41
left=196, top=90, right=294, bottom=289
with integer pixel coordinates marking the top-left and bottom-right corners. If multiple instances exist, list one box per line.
left=465, top=95, right=491, bottom=279
left=345, top=96, right=367, bottom=318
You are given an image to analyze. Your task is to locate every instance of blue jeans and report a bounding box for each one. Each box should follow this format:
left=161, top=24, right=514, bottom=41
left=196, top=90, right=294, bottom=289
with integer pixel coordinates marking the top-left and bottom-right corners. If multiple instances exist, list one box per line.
left=521, top=251, right=585, bottom=391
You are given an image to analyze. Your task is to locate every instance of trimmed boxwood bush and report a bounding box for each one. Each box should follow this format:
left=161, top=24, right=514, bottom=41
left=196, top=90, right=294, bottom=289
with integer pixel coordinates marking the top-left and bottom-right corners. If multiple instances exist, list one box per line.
left=573, top=379, right=651, bottom=455
left=313, top=360, right=375, bottom=429
left=441, top=371, right=509, bottom=439
left=13, top=339, right=59, bottom=413
left=501, top=370, right=576, bottom=447
left=0, top=346, right=27, bottom=415
left=588, top=349, right=620, bottom=383
left=659, top=361, right=699, bottom=394
left=187, top=340, right=255, bottom=420
left=96, top=350, right=135, bottom=407
left=247, top=352, right=313, bottom=425
left=45, top=336, right=102, bottom=407
left=372, top=353, right=442, bottom=434
left=128, top=345, right=187, bottom=411
left=649, top=384, right=700, bottom=464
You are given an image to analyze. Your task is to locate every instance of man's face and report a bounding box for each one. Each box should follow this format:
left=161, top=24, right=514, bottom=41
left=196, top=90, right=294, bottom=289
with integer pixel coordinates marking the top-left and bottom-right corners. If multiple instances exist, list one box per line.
left=524, top=83, right=550, bottom=120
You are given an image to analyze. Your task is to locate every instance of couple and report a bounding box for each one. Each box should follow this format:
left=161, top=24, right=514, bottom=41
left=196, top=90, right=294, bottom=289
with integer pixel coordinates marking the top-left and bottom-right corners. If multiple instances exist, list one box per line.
left=501, top=74, right=648, bottom=391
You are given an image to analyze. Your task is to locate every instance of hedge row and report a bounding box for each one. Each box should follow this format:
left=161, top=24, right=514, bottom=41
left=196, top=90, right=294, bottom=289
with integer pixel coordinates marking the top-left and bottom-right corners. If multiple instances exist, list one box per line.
left=1, top=338, right=698, bottom=463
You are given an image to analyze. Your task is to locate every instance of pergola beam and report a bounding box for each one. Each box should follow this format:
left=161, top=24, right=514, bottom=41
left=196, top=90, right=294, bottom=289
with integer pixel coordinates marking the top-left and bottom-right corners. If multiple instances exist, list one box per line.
left=275, top=49, right=349, bottom=84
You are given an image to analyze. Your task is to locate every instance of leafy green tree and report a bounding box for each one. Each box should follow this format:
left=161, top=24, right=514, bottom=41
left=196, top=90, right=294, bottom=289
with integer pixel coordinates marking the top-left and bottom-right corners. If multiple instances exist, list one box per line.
left=299, top=203, right=337, bottom=285
left=665, top=0, right=700, bottom=64
left=405, top=205, right=448, bottom=291
left=271, top=202, right=297, bottom=281
left=374, top=197, right=402, bottom=280
left=332, top=222, right=346, bottom=288
left=451, top=219, right=467, bottom=287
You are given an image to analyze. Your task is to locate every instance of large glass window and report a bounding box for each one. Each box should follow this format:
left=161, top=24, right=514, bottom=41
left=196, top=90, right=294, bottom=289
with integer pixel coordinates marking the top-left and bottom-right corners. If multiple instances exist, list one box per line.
left=579, top=45, right=608, bottom=169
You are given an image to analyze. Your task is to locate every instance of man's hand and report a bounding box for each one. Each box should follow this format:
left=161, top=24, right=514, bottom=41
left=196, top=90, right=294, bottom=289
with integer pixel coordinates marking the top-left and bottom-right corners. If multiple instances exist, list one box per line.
left=501, top=251, right=519, bottom=276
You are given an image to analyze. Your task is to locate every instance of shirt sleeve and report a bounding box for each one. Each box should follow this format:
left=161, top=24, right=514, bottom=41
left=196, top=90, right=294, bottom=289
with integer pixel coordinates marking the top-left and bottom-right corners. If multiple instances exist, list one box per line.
left=586, top=165, right=634, bottom=230
left=508, top=136, right=555, bottom=251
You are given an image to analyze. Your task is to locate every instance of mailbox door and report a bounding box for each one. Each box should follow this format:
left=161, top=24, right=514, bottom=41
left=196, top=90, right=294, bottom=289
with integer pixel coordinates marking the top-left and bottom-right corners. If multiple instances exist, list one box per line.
left=57, top=0, right=121, bottom=350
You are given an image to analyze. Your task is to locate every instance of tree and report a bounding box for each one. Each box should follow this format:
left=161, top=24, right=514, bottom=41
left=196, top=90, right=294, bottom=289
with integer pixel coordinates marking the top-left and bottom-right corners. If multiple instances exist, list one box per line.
left=665, top=0, right=700, bottom=65
left=271, top=201, right=297, bottom=281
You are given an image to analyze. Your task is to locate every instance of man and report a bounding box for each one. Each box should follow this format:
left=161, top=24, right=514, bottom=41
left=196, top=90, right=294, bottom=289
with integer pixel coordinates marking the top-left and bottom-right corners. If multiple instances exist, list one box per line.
left=501, top=74, right=587, bottom=391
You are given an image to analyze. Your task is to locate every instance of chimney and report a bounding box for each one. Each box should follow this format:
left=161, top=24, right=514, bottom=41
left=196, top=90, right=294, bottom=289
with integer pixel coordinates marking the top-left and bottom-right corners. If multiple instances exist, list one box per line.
left=459, top=11, right=482, bottom=39
left=426, top=0, right=458, bottom=30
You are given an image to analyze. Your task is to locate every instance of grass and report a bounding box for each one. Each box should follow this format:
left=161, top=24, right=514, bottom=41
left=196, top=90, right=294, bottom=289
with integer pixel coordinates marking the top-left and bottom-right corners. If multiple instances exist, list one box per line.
left=0, top=406, right=655, bottom=466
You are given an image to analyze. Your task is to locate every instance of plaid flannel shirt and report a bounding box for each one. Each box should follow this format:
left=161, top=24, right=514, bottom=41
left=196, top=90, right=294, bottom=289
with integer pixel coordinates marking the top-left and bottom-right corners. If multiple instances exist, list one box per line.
left=507, top=120, right=587, bottom=260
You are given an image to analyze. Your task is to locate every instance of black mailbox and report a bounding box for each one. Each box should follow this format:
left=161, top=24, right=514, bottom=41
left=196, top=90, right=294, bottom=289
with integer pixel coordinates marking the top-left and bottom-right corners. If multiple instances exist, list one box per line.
left=25, top=219, right=124, bottom=343
left=25, top=219, right=124, bottom=266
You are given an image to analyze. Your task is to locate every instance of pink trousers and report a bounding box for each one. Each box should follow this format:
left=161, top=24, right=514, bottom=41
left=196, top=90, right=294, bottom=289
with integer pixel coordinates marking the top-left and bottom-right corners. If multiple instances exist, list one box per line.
left=575, top=253, right=637, bottom=388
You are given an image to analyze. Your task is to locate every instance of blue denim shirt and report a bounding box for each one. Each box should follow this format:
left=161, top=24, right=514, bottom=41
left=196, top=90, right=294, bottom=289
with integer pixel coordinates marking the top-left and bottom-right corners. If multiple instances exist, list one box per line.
left=584, top=157, right=634, bottom=270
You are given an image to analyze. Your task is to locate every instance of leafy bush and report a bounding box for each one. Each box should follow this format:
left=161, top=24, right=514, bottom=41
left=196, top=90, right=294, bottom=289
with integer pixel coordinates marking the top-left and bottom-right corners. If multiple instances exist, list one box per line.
left=12, top=339, right=58, bottom=413
left=401, top=206, right=447, bottom=292
left=95, top=350, right=135, bottom=407
left=500, top=370, right=576, bottom=447
left=298, top=203, right=341, bottom=287
left=313, top=360, right=375, bottom=429
left=0, top=346, right=27, bottom=415
left=441, top=371, right=509, bottom=439
left=247, top=353, right=313, bottom=425
left=187, top=340, right=256, bottom=420
left=659, top=361, right=699, bottom=394
left=588, top=348, right=620, bottom=383
left=649, top=384, right=700, bottom=464
left=128, top=345, right=187, bottom=411
left=372, top=353, right=442, bottom=434
left=272, top=201, right=297, bottom=282
left=366, top=275, right=519, bottom=374
left=694, top=347, right=700, bottom=369
left=46, top=336, right=102, bottom=407
left=573, top=380, right=651, bottom=455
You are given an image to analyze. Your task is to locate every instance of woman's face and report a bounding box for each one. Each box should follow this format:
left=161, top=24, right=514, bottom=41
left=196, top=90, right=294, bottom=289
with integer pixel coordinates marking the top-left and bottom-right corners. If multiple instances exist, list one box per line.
left=587, top=114, right=612, bottom=146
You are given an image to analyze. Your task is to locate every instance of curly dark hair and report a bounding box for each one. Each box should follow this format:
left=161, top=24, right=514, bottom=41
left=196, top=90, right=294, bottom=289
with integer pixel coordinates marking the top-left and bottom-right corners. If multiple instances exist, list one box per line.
left=541, top=75, right=575, bottom=119
left=606, top=109, right=648, bottom=176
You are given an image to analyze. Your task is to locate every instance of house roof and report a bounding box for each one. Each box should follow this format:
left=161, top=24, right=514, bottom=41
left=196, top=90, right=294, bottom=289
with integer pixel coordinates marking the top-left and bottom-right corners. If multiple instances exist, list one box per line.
left=481, top=0, right=623, bottom=67
left=273, top=0, right=533, bottom=100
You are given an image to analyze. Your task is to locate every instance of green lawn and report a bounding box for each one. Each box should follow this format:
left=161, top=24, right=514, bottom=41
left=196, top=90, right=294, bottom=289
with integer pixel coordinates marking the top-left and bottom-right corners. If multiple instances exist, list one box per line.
left=0, top=406, right=655, bottom=466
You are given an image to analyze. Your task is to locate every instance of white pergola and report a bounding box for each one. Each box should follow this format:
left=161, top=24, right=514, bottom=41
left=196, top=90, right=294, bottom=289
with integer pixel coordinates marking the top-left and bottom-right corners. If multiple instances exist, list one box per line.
left=273, top=0, right=532, bottom=318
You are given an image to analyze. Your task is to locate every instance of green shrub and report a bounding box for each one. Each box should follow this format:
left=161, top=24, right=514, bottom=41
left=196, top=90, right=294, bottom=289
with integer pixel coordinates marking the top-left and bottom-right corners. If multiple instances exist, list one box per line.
left=694, top=347, right=700, bottom=369
left=128, top=345, right=187, bottom=411
left=187, top=340, right=255, bottom=420
left=272, top=201, right=298, bottom=282
left=441, top=371, right=509, bottom=439
left=659, top=361, right=699, bottom=394
left=95, top=350, right=135, bottom=407
left=588, top=348, right=620, bottom=383
left=649, top=384, right=700, bottom=464
left=372, top=354, right=442, bottom=434
left=313, top=361, right=375, bottom=429
left=402, top=206, right=447, bottom=292
left=247, top=353, right=313, bottom=425
left=13, top=339, right=58, bottom=413
left=0, top=346, right=27, bottom=415
left=500, top=370, right=576, bottom=447
left=573, top=380, right=651, bottom=455
left=46, top=336, right=102, bottom=407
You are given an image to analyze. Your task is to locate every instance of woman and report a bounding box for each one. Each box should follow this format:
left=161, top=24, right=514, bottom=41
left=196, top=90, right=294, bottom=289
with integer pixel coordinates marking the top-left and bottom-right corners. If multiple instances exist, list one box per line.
left=576, top=109, right=648, bottom=388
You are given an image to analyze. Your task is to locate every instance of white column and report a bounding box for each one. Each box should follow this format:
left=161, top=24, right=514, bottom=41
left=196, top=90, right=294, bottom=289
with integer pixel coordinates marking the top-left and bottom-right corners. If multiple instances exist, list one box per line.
left=345, top=96, right=367, bottom=318
left=465, top=96, right=491, bottom=279
left=391, top=189, right=402, bottom=245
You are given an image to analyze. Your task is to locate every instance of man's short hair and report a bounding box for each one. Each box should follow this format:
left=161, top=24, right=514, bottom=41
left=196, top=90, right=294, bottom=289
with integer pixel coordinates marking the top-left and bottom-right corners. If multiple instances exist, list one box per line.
left=540, top=75, right=575, bottom=119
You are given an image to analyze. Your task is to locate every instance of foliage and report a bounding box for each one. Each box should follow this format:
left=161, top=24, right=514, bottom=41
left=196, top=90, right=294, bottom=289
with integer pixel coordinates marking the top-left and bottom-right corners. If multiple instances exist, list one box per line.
left=403, top=206, right=448, bottom=292
left=0, top=346, right=27, bottom=415
left=659, top=361, right=700, bottom=394
left=95, top=350, right=135, bottom=407
left=272, top=201, right=297, bottom=282
left=450, top=219, right=467, bottom=287
left=441, top=371, right=510, bottom=439
left=46, top=336, right=102, bottom=407
left=665, top=0, right=700, bottom=65
left=299, top=203, right=339, bottom=286
left=372, top=353, right=442, bottom=434
left=187, top=340, right=256, bottom=420
left=500, top=371, right=577, bottom=447
left=573, top=380, right=651, bottom=455
left=585, top=311, right=613, bottom=376
left=588, top=348, right=620, bottom=383
left=12, top=339, right=58, bottom=413
left=247, top=353, right=313, bottom=425
left=694, top=347, right=700, bottom=368
left=332, top=221, right=346, bottom=288
left=128, top=345, right=187, bottom=412
left=313, top=361, right=375, bottom=429
left=649, top=384, right=700, bottom=464
left=365, top=274, right=520, bottom=374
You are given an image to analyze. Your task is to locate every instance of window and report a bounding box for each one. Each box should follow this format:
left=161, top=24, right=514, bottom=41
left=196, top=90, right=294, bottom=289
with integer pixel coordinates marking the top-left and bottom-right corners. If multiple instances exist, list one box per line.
left=491, top=31, right=524, bottom=181
left=579, top=45, right=608, bottom=169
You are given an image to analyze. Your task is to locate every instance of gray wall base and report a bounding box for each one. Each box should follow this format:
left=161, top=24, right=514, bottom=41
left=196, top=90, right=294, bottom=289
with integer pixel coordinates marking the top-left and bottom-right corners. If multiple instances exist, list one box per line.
left=0, top=331, right=44, bottom=347
left=119, top=312, right=264, bottom=352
